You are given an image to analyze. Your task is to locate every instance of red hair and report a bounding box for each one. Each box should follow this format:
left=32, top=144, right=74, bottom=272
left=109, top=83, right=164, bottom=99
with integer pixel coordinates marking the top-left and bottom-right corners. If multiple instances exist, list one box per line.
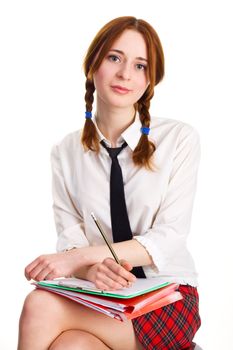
left=82, top=16, right=165, bottom=169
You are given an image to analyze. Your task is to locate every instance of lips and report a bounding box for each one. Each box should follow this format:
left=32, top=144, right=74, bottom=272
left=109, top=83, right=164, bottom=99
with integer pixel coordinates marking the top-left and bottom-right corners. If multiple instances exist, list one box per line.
left=111, top=85, right=131, bottom=94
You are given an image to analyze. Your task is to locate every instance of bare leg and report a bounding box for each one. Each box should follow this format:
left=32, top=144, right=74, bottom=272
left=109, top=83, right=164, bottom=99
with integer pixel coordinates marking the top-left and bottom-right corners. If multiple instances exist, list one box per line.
left=18, top=290, right=68, bottom=350
left=18, top=289, right=143, bottom=350
left=49, top=330, right=111, bottom=350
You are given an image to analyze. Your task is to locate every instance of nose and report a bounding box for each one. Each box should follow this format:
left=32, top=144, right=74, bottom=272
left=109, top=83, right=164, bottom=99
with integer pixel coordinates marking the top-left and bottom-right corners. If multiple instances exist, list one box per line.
left=116, top=63, right=131, bottom=80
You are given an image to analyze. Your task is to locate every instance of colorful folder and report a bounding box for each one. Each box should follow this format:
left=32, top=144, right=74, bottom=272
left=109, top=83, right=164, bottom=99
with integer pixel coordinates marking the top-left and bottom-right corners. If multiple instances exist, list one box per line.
left=33, top=277, right=182, bottom=322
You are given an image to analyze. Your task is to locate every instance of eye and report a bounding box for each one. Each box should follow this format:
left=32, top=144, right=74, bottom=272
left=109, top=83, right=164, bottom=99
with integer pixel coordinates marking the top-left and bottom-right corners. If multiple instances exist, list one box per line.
left=136, top=63, right=147, bottom=71
left=108, top=55, right=121, bottom=63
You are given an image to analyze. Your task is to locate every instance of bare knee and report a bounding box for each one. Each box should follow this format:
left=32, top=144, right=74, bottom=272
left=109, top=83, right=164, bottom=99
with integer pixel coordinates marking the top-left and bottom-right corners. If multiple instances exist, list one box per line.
left=20, top=290, right=50, bottom=321
left=18, top=290, right=68, bottom=350
left=49, top=330, right=110, bottom=350
left=19, top=289, right=63, bottom=332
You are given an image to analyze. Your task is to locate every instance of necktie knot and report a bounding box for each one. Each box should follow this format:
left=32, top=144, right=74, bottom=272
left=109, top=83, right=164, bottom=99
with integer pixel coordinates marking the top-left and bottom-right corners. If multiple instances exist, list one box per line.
left=100, top=140, right=127, bottom=159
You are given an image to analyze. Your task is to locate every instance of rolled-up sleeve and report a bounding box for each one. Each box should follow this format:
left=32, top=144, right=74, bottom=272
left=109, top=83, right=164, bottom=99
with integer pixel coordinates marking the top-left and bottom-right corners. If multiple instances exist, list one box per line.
left=134, top=126, right=201, bottom=272
left=51, top=144, right=90, bottom=252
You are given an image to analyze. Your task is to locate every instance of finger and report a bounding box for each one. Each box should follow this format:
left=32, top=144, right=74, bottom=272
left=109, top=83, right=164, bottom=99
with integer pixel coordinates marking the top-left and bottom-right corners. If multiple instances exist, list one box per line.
left=105, top=258, right=136, bottom=281
left=120, top=259, right=133, bottom=271
left=27, top=258, right=50, bottom=281
left=34, top=266, right=55, bottom=281
left=25, top=263, right=41, bottom=281
left=119, top=260, right=135, bottom=286
left=29, top=265, right=46, bottom=281
left=93, top=263, right=126, bottom=289
left=25, top=257, right=42, bottom=280
left=104, top=267, right=129, bottom=288
left=94, top=271, right=124, bottom=290
left=94, top=264, right=126, bottom=289
left=103, top=258, right=136, bottom=283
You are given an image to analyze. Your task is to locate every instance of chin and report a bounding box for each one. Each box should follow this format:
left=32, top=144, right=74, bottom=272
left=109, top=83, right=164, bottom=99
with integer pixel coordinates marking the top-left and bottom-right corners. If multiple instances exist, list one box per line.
left=106, top=96, right=137, bottom=109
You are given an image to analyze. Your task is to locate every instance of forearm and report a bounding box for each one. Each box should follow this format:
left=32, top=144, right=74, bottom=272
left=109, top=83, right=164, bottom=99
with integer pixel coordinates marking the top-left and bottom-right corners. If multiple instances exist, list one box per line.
left=79, top=239, right=152, bottom=267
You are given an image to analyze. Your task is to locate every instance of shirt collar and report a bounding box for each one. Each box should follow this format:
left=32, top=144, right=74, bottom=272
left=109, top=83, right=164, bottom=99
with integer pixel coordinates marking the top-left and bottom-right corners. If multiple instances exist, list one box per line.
left=92, top=112, right=141, bottom=151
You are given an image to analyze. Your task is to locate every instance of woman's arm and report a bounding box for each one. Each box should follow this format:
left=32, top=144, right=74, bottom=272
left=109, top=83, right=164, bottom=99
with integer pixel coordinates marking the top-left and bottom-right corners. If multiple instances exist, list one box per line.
left=24, top=239, right=150, bottom=283
left=133, top=126, right=201, bottom=272
left=51, top=143, right=89, bottom=251
left=77, top=239, right=152, bottom=267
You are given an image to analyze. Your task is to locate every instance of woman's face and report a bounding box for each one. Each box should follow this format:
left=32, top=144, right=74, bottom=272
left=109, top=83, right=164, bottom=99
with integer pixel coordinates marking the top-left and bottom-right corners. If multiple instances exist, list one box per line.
left=93, top=29, right=149, bottom=109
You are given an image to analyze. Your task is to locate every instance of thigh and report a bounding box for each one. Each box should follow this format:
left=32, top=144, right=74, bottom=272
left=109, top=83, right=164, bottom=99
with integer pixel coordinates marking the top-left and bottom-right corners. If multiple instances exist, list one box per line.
left=56, top=294, right=143, bottom=350
left=25, top=289, right=142, bottom=350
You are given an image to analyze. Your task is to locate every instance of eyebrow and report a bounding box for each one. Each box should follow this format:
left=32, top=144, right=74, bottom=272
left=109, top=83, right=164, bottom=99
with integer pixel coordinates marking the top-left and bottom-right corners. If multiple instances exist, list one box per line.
left=109, top=49, right=148, bottom=62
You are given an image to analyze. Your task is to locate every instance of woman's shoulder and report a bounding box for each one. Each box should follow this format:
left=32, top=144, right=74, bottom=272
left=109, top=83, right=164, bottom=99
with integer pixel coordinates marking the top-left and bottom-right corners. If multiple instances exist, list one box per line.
left=50, top=129, right=84, bottom=164
left=151, top=115, right=199, bottom=133
left=52, top=129, right=83, bottom=150
left=150, top=115, right=200, bottom=143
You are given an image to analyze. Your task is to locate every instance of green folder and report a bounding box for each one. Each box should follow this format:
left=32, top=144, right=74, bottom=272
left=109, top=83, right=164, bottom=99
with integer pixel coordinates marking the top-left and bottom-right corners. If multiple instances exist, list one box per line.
left=37, top=277, right=171, bottom=299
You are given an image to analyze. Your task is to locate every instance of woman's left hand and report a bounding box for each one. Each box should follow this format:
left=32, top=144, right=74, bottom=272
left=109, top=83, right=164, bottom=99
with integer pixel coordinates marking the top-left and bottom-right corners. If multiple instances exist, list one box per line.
left=86, top=258, right=137, bottom=290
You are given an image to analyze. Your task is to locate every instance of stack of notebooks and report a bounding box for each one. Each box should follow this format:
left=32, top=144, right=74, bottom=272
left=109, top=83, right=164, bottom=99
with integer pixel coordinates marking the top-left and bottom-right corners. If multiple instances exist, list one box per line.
left=34, top=277, right=182, bottom=322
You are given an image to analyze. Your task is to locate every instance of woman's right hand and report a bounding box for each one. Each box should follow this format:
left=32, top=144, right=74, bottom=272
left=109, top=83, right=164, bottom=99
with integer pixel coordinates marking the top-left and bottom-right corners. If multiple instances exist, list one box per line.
left=85, top=257, right=137, bottom=290
left=24, top=249, right=86, bottom=281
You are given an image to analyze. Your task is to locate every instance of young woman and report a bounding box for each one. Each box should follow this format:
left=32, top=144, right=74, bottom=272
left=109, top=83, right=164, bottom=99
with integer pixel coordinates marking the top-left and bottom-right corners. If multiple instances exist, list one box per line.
left=18, top=16, right=201, bottom=350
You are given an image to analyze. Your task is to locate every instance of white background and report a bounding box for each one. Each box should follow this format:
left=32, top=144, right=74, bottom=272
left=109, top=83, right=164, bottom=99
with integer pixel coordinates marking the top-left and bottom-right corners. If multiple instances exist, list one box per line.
left=0, top=1, right=232, bottom=349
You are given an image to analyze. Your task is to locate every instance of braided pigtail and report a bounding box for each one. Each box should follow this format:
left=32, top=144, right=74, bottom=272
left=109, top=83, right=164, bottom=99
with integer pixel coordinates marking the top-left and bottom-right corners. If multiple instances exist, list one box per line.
left=133, top=94, right=156, bottom=170
left=81, top=79, right=100, bottom=152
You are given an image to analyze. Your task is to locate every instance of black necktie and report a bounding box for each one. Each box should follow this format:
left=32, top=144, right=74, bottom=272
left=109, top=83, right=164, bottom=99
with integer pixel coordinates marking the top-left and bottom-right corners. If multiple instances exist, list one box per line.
left=101, top=140, right=146, bottom=278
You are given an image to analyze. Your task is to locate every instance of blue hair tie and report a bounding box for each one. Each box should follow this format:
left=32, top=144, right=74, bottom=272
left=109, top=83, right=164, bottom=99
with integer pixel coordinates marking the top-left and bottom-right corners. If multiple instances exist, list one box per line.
left=85, top=111, right=92, bottom=119
left=140, top=126, right=150, bottom=135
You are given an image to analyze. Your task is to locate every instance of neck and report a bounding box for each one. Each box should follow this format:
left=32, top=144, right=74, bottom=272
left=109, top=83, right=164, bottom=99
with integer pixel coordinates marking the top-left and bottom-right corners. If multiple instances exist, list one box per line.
left=95, top=100, right=135, bottom=147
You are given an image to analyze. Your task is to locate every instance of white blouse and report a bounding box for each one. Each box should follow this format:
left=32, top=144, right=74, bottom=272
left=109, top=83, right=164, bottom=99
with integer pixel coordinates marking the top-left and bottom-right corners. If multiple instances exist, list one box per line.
left=51, top=114, right=201, bottom=286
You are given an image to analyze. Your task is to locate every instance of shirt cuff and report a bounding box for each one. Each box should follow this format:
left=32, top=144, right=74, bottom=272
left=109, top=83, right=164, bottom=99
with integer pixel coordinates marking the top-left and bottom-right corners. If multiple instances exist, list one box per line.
left=133, top=235, right=167, bottom=272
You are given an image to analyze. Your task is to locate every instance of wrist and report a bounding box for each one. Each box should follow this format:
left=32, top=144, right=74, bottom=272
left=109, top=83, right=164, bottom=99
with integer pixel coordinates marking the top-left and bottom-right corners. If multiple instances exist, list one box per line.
left=73, top=265, right=92, bottom=280
left=80, top=245, right=110, bottom=266
left=66, top=246, right=103, bottom=269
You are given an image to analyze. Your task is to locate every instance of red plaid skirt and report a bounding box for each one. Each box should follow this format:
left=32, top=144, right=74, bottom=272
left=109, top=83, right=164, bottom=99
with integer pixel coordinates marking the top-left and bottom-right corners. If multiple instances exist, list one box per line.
left=132, top=285, right=201, bottom=350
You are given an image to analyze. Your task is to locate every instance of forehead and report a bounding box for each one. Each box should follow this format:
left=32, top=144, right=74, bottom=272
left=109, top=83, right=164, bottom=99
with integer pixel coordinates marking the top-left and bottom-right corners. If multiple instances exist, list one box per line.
left=109, top=29, right=147, bottom=59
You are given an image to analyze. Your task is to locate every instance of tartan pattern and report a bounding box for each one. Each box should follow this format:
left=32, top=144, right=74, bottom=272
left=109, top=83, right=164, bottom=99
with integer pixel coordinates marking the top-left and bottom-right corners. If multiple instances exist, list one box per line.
left=132, top=285, right=201, bottom=350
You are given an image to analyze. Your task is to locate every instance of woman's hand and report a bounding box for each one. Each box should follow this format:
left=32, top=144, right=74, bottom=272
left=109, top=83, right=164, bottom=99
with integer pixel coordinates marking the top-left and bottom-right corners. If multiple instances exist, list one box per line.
left=24, top=249, right=85, bottom=281
left=86, top=258, right=137, bottom=290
